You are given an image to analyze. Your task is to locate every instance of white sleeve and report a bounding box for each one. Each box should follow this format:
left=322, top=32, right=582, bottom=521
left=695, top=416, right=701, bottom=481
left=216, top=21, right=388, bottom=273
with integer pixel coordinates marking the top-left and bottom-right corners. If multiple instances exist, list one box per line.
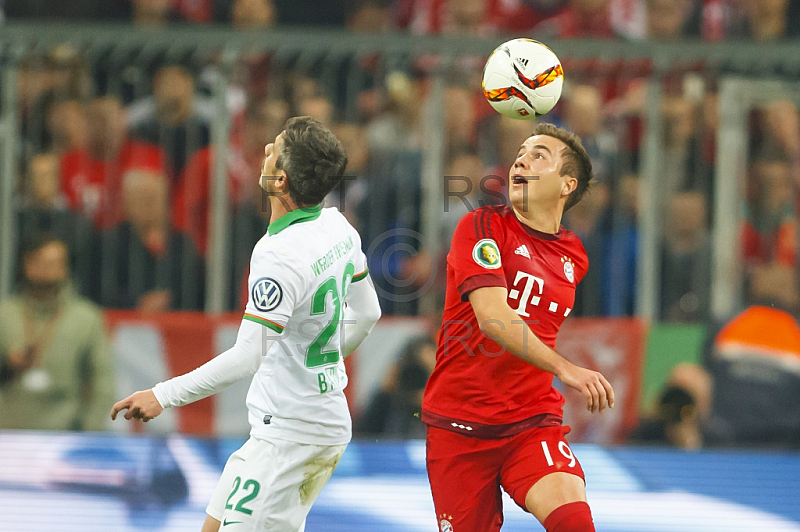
left=152, top=319, right=274, bottom=408
left=243, top=244, right=305, bottom=334
left=341, top=272, right=381, bottom=357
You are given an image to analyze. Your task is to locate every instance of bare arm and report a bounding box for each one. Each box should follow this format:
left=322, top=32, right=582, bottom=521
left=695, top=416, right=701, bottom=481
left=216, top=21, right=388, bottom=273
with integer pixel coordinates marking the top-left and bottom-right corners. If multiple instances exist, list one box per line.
left=468, top=286, right=614, bottom=413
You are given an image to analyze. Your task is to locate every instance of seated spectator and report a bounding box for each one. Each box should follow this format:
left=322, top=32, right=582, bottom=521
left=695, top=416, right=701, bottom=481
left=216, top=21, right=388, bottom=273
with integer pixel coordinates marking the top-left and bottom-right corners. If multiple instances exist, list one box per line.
left=231, top=0, right=275, bottom=28
left=562, top=84, right=620, bottom=187
left=563, top=182, right=609, bottom=317
left=128, top=65, right=212, bottom=177
left=534, top=0, right=617, bottom=39
left=0, top=234, right=112, bottom=431
left=738, top=0, right=791, bottom=40
left=298, top=95, right=334, bottom=126
left=60, top=95, right=166, bottom=228
left=101, top=170, right=204, bottom=311
left=131, top=0, right=182, bottom=26
left=174, top=97, right=288, bottom=256
left=644, top=0, right=694, bottom=40
left=18, top=153, right=97, bottom=299
left=346, top=0, right=393, bottom=32
left=742, top=148, right=797, bottom=274
left=355, top=335, right=437, bottom=438
left=603, top=174, right=639, bottom=316
left=660, top=191, right=711, bottom=322
left=45, top=97, right=88, bottom=155
left=327, top=122, right=370, bottom=226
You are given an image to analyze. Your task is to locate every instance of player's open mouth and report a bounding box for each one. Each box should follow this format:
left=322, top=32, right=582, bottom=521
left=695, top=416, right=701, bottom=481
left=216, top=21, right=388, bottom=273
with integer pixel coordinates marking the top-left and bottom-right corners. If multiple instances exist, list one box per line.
left=512, top=175, right=528, bottom=184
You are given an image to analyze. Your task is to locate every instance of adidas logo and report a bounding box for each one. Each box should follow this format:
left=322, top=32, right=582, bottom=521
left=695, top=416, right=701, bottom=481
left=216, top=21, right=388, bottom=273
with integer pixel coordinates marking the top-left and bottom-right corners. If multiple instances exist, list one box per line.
left=515, top=245, right=531, bottom=259
left=517, top=57, right=529, bottom=68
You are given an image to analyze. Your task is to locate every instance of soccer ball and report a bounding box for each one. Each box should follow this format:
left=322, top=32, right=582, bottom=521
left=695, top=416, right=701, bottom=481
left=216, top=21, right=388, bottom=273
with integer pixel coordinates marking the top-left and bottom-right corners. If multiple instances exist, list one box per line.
left=482, top=38, right=564, bottom=120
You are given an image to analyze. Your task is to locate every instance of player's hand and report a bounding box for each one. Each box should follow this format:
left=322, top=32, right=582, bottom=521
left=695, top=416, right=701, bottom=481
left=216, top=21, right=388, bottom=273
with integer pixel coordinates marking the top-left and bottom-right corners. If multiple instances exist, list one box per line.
left=557, top=363, right=615, bottom=413
left=110, top=389, right=164, bottom=422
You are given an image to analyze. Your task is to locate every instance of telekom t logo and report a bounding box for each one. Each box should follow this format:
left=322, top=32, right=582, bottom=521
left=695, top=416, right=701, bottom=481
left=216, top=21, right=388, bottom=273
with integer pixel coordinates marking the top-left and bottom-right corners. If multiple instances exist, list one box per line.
left=508, top=271, right=544, bottom=317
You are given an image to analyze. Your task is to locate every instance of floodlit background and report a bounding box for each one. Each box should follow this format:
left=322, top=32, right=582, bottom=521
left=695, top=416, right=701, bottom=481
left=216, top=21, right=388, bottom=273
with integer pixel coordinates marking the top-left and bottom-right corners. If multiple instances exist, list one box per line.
left=0, top=1, right=799, bottom=530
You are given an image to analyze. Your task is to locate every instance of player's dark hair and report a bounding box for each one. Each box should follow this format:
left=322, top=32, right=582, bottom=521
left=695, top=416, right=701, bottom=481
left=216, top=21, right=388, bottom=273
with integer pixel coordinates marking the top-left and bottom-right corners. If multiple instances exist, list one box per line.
left=276, top=116, right=348, bottom=207
left=531, top=123, right=594, bottom=212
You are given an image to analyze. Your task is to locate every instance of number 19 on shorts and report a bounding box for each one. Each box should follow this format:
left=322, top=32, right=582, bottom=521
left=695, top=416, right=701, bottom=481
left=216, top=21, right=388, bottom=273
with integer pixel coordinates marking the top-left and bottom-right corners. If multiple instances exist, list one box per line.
left=541, top=440, right=576, bottom=468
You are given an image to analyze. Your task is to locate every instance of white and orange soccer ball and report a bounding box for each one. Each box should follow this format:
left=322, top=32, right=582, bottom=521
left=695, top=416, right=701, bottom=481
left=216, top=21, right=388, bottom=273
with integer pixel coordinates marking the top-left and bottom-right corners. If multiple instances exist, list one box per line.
left=481, top=38, right=564, bottom=120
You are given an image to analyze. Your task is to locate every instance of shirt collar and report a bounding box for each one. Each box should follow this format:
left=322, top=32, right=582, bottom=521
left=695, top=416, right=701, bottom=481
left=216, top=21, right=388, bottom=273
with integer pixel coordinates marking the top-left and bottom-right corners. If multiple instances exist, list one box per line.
left=267, top=205, right=323, bottom=235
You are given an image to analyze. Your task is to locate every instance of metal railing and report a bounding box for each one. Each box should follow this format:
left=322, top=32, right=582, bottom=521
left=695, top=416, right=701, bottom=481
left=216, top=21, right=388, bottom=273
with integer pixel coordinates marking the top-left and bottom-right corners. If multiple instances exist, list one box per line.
left=2, top=22, right=800, bottom=319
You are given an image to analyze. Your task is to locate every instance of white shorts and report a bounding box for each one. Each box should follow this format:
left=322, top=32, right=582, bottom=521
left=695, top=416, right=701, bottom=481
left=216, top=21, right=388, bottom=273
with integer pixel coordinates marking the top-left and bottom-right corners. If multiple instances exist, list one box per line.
left=206, top=436, right=347, bottom=531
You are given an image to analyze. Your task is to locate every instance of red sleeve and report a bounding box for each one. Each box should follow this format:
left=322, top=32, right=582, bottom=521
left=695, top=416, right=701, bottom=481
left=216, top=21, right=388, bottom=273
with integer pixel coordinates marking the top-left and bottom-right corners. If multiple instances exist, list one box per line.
left=447, top=209, right=506, bottom=301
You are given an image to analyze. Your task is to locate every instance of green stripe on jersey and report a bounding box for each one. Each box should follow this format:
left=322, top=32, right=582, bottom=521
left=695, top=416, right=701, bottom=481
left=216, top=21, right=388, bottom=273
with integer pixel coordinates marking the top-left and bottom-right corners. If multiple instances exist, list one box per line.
left=243, top=313, right=284, bottom=333
left=352, top=268, right=369, bottom=282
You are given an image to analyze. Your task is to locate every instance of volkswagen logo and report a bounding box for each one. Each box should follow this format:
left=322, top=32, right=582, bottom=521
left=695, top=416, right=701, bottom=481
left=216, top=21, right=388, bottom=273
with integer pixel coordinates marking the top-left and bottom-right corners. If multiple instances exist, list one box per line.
left=252, top=277, right=283, bottom=312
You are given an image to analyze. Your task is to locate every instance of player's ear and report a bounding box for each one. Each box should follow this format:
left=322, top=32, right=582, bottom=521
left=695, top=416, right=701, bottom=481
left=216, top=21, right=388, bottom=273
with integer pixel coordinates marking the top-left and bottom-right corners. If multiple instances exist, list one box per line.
left=562, top=175, right=577, bottom=197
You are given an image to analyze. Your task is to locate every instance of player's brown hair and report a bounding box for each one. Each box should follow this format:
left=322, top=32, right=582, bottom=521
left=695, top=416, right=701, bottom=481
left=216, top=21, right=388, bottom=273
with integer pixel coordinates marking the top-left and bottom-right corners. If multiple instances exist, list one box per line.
left=276, top=116, right=348, bottom=207
left=531, top=123, right=594, bottom=212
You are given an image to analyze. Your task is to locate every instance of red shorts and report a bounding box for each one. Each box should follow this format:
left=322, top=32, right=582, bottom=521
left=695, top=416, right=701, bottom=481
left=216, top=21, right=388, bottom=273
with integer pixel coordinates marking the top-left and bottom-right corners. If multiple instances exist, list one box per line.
left=426, top=424, right=585, bottom=532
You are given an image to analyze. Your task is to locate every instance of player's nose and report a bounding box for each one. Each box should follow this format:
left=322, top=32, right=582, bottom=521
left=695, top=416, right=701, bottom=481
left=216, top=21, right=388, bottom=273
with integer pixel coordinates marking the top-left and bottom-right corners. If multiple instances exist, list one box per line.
left=265, top=143, right=273, bottom=157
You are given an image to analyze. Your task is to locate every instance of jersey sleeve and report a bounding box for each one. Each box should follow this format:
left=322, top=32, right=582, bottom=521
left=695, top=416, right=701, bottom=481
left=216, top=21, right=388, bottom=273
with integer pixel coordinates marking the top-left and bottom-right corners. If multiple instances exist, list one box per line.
left=243, top=242, right=305, bottom=334
left=350, top=228, right=369, bottom=283
left=448, top=209, right=507, bottom=301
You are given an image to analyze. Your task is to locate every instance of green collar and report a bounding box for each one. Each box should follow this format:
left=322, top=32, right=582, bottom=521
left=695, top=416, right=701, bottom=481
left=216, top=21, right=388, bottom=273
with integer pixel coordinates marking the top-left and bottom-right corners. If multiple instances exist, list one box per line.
left=267, top=205, right=323, bottom=235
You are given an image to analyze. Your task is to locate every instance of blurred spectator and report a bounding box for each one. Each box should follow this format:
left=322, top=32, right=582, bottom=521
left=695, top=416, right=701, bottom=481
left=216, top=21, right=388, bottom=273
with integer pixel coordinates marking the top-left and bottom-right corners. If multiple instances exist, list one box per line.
left=645, top=0, right=694, bottom=40
left=564, top=183, right=609, bottom=317
left=442, top=148, right=491, bottom=247
left=444, top=85, right=479, bottom=155
left=367, top=71, right=424, bottom=152
left=298, top=95, right=335, bottom=126
left=174, top=97, right=288, bottom=255
left=128, top=65, right=212, bottom=177
left=355, top=335, right=437, bottom=438
left=46, top=98, right=89, bottom=155
left=743, top=148, right=798, bottom=275
left=327, top=122, right=370, bottom=226
left=629, top=363, right=711, bottom=449
left=738, top=0, right=791, bottom=40
left=231, top=0, right=275, bottom=28
left=101, top=170, right=204, bottom=311
left=397, top=0, right=565, bottom=34
left=661, top=95, right=713, bottom=201
left=660, top=191, right=711, bottom=322
left=534, top=0, right=617, bottom=39
left=346, top=0, right=393, bottom=32
left=762, top=100, right=800, bottom=162
left=18, top=153, right=97, bottom=299
left=0, top=235, right=112, bottom=431
left=131, top=0, right=179, bottom=26
left=60, top=95, right=166, bottom=228
left=704, top=266, right=800, bottom=448
left=562, top=84, right=620, bottom=187
left=603, top=174, right=639, bottom=315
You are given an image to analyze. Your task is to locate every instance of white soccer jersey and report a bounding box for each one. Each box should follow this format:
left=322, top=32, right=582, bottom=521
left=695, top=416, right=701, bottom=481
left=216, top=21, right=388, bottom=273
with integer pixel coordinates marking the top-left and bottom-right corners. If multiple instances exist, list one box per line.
left=242, top=205, right=369, bottom=446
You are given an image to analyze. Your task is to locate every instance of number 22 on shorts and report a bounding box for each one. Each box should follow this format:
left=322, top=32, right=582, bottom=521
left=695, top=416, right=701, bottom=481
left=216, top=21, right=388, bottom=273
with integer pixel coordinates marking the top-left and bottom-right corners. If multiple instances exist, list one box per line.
left=541, top=440, right=576, bottom=467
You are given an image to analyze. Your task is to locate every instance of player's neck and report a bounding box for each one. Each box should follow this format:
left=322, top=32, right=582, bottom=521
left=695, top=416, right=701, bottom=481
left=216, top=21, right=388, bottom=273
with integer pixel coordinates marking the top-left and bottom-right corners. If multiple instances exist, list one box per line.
left=512, top=203, right=562, bottom=234
left=268, top=197, right=301, bottom=226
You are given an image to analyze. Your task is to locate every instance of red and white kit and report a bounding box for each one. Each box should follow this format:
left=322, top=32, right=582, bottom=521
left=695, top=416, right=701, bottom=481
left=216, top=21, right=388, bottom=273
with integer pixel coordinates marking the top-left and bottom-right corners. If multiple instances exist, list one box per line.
left=423, top=205, right=589, bottom=531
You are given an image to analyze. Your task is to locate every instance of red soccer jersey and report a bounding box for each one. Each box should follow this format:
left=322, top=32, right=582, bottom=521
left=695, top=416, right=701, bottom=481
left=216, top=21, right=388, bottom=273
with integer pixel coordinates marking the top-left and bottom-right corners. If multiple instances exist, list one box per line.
left=422, top=205, right=588, bottom=433
left=60, top=140, right=166, bottom=228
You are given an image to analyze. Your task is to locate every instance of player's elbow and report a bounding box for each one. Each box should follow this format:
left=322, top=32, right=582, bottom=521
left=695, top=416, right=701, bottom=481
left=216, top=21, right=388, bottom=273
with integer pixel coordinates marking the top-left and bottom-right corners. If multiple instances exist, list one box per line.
left=478, top=318, right=504, bottom=339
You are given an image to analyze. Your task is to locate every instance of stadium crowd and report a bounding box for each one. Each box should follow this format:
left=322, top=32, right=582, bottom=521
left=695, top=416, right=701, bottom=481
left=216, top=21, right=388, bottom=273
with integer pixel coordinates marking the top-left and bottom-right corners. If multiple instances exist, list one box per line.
left=1, top=0, right=799, bottom=447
